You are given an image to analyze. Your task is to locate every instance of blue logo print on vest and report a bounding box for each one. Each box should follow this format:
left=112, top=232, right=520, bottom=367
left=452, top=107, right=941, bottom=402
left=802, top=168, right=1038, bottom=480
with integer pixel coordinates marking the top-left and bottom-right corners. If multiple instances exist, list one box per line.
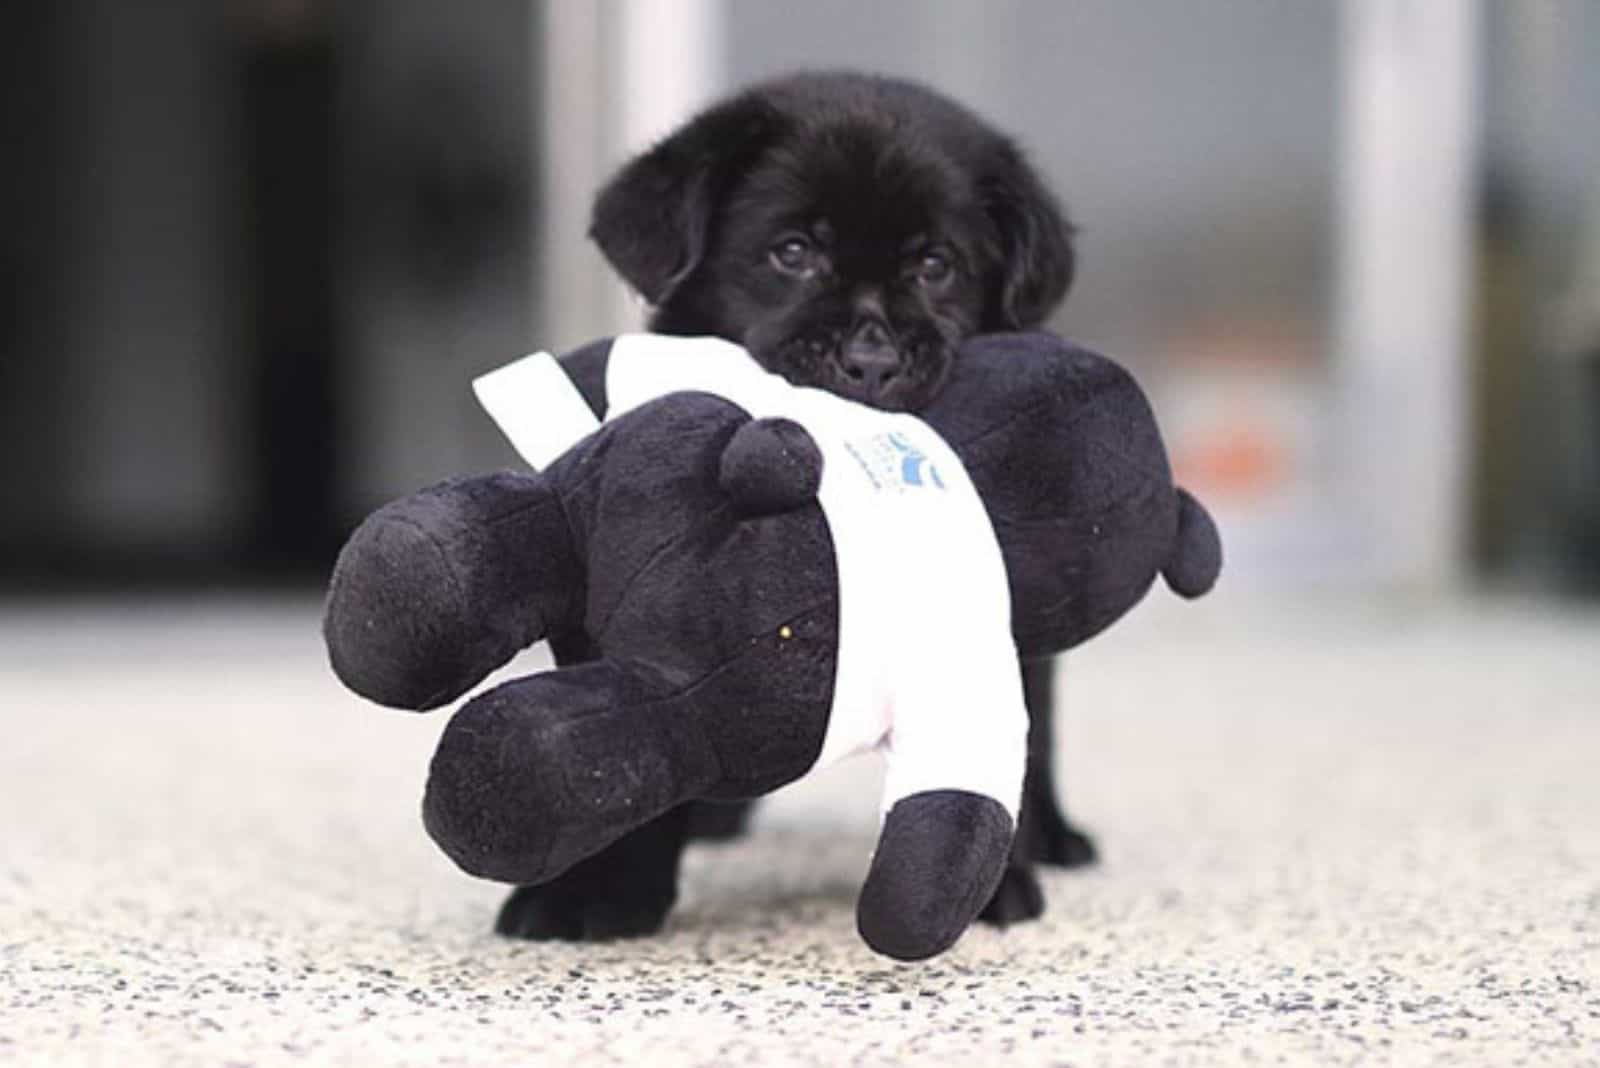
left=885, top=431, right=945, bottom=489
left=844, top=430, right=946, bottom=492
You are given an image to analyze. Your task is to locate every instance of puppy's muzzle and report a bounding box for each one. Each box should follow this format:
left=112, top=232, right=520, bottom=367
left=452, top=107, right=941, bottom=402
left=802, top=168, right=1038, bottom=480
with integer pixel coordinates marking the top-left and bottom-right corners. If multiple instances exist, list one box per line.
left=837, top=319, right=904, bottom=399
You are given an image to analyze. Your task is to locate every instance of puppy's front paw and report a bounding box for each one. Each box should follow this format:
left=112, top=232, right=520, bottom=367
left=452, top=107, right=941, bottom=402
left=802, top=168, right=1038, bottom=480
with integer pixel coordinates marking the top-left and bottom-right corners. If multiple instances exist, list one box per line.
left=494, top=884, right=675, bottom=942
left=1031, top=817, right=1098, bottom=869
left=978, top=865, right=1045, bottom=927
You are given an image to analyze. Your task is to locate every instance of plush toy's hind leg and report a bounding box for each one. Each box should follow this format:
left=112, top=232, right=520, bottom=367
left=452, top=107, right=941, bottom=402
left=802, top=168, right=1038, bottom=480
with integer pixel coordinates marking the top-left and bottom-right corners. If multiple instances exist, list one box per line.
left=422, top=660, right=722, bottom=887
left=323, top=472, right=579, bottom=710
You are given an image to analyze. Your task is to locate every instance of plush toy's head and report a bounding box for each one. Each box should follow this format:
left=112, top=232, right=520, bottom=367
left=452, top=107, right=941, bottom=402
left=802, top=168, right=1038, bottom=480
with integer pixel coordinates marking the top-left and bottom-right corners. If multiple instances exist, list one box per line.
left=922, top=332, right=1221, bottom=657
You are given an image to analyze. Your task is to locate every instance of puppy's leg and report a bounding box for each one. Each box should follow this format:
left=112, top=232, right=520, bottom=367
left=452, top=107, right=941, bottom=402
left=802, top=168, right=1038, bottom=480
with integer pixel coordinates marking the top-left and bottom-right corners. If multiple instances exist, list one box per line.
left=495, top=807, right=691, bottom=941
left=1018, top=655, right=1098, bottom=867
left=684, top=799, right=757, bottom=841
left=978, top=655, right=1097, bottom=927
left=978, top=785, right=1045, bottom=927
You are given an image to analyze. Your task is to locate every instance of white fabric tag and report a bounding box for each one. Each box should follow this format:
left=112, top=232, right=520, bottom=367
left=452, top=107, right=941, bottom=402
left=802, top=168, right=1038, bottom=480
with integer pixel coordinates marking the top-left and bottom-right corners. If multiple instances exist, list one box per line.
left=472, top=352, right=601, bottom=471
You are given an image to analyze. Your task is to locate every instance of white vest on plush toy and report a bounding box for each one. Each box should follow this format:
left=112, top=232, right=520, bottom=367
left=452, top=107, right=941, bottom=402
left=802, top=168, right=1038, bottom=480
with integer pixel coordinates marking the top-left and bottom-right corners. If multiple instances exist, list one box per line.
left=474, top=335, right=1027, bottom=823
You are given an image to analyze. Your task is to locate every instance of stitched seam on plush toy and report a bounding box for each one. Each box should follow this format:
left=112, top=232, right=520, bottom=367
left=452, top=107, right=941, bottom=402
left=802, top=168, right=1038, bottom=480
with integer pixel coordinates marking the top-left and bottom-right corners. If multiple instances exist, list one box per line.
left=992, top=491, right=1164, bottom=530
left=672, top=597, right=833, bottom=698
left=388, top=513, right=472, bottom=709
left=539, top=435, right=618, bottom=585
left=553, top=453, right=610, bottom=500
left=543, top=485, right=585, bottom=626
left=592, top=499, right=736, bottom=641
left=1079, top=436, right=1164, bottom=482
left=650, top=595, right=837, bottom=781
left=1034, top=573, right=1157, bottom=618
left=944, top=389, right=1098, bottom=456
left=476, top=490, right=586, bottom=646
left=983, top=438, right=1165, bottom=525
left=552, top=597, right=833, bottom=790
left=480, top=492, right=561, bottom=527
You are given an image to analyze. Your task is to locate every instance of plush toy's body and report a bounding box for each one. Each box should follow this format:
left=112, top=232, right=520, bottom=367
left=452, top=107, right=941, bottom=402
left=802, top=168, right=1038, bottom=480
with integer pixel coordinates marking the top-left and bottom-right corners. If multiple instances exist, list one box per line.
left=476, top=335, right=1031, bottom=830
left=324, top=332, right=1221, bottom=960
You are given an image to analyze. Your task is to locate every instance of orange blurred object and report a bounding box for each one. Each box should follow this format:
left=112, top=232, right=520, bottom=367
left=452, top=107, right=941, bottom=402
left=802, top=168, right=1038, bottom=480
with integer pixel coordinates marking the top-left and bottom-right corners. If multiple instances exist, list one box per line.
left=1175, top=421, right=1290, bottom=500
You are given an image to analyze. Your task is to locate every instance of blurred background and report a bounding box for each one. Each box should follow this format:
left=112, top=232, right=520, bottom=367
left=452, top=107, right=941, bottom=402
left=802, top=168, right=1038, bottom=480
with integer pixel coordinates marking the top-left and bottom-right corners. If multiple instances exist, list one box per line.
left=7, top=9, right=1600, bottom=1058
left=3, top=0, right=1598, bottom=600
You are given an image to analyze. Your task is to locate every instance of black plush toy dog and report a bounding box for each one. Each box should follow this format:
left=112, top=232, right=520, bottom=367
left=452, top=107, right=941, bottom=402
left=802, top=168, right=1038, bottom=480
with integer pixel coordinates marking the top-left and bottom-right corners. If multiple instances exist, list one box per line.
left=323, top=331, right=1220, bottom=960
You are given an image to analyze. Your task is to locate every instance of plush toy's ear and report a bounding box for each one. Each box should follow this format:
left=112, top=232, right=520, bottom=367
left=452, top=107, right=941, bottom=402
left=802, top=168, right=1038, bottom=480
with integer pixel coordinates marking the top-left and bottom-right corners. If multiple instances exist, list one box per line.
left=718, top=417, right=823, bottom=516
left=980, top=146, right=1076, bottom=329
left=589, top=94, right=782, bottom=306
left=1162, top=488, right=1222, bottom=598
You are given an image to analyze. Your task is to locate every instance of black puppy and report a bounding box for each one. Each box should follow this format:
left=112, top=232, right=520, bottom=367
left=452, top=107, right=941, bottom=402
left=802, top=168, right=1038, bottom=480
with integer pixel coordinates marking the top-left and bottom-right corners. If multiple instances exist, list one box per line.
left=495, top=71, right=1090, bottom=942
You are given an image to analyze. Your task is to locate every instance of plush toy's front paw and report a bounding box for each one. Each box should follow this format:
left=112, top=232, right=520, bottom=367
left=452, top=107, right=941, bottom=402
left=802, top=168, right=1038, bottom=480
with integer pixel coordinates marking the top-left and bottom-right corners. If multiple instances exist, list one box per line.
left=495, top=883, right=676, bottom=942
left=856, top=790, right=1013, bottom=961
left=978, top=865, right=1045, bottom=927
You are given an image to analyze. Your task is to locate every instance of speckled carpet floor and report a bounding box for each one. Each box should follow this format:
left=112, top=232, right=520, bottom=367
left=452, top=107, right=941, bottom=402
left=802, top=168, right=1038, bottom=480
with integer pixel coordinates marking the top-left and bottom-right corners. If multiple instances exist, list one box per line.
left=1, top=594, right=1597, bottom=1066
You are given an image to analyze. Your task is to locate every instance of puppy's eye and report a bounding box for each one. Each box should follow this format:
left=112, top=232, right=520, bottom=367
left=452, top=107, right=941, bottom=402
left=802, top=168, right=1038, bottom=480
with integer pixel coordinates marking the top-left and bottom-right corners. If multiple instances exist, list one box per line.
left=914, top=250, right=954, bottom=285
left=770, top=237, right=818, bottom=277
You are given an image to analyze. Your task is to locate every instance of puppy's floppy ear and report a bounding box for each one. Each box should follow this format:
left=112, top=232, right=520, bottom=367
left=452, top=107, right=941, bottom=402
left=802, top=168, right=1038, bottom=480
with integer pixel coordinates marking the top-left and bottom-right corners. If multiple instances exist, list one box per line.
left=981, top=144, right=1076, bottom=329
left=589, top=93, right=781, bottom=306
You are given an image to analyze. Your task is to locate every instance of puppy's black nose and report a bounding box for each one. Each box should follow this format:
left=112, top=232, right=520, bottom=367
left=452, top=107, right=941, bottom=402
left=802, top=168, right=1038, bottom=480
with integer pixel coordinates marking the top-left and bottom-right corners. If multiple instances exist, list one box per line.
left=840, top=321, right=902, bottom=393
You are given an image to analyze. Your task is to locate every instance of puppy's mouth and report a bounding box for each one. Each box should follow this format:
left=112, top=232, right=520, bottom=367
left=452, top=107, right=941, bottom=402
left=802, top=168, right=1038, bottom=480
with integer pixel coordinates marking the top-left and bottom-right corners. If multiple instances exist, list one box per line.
left=750, top=322, right=954, bottom=412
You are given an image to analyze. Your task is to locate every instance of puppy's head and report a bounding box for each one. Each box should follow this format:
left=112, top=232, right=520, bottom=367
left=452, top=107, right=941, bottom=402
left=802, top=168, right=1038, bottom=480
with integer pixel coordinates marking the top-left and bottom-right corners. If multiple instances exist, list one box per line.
left=590, top=73, right=1074, bottom=411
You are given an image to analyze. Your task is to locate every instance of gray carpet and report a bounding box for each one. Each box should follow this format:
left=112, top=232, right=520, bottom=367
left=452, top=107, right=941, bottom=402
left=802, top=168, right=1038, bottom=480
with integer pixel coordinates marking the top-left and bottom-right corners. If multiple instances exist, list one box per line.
left=2, top=594, right=1597, bottom=1066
